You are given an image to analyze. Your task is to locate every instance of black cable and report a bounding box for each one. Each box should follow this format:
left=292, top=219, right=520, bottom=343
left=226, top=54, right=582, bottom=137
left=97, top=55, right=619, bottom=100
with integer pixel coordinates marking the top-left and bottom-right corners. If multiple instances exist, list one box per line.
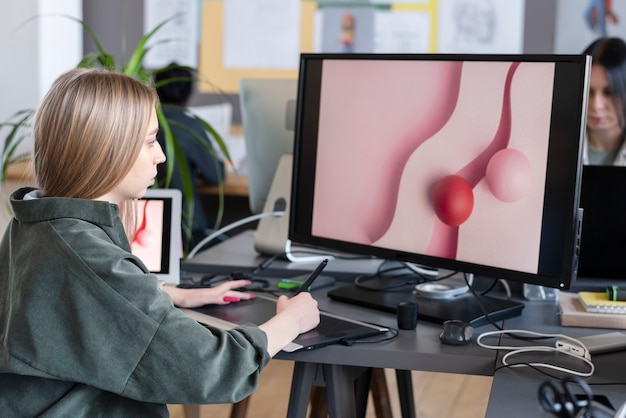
left=477, top=277, right=500, bottom=296
left=178, top=253, right=282, bottom=289
left=341, top=326, right=400, bottom=346
left=463, top=274, right=555, bottom=343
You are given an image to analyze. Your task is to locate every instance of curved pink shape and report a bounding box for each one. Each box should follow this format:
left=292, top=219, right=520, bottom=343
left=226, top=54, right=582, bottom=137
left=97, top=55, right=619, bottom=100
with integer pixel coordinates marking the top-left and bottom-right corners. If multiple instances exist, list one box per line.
left=368, top=62, right=464, bottom=242
left=425, top=62, right=520, bottom=258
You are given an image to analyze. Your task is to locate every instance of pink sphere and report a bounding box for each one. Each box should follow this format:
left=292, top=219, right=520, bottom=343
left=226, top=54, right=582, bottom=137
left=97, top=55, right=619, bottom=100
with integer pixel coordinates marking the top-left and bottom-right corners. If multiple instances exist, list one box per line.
left=485, top=149, right=532, bottom=202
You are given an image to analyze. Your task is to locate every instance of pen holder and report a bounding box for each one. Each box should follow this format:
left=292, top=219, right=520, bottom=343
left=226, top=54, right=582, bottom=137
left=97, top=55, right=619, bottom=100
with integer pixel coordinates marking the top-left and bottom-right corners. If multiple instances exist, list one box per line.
left=397, top=301, right=419, bottom=330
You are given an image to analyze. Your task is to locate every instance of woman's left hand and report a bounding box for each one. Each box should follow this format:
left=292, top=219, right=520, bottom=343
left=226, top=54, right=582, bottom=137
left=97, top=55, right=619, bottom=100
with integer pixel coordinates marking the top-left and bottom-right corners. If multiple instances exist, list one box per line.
left=162, top=279, right=255, bottom=308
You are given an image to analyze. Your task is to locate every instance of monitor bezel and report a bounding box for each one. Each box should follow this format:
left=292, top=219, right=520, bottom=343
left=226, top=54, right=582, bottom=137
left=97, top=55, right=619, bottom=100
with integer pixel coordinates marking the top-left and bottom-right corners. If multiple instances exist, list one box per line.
left=289, top=53, right=590, bottom=290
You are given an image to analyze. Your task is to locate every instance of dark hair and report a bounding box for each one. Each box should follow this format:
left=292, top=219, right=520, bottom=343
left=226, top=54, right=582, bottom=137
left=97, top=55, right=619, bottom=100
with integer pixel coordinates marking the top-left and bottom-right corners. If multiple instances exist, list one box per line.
left=583, top=37, right=626, bottom=127
left=154, top=62, right=193, bottom=105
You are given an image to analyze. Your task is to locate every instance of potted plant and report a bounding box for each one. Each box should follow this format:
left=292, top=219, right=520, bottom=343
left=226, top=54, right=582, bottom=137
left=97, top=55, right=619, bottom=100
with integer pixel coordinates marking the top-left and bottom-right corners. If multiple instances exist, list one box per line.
left=0, top=15, right=232, bottom=254
left=0, top=110, right=33, bottom=220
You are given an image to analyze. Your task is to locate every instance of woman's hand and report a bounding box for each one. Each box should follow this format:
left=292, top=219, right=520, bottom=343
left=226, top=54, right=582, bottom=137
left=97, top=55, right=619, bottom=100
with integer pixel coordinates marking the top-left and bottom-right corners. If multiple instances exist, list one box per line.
left=275, top=293, right=320, bottom=335
left=259, top=292, right=320, bottom=356
left=163, top=279, right=255, bottom=308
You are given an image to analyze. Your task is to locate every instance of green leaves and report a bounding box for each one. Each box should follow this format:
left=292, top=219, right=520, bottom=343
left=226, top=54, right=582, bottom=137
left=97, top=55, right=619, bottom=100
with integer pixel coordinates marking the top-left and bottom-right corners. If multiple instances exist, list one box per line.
left=0, top=110, right=34, bottom=188
left=1, top=14, right=233, bottom=253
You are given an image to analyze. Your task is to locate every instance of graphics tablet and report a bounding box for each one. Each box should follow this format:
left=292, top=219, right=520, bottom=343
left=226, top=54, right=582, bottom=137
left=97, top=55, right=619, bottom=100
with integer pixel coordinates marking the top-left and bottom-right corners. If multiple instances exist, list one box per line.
left=184, top=294, right=388, bottom=352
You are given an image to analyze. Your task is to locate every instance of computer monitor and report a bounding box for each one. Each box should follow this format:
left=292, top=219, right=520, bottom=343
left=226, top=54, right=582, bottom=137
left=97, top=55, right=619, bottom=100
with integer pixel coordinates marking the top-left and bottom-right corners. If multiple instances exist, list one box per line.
left=289, top=53, right=590, bottom=290
left=239, top=78, right=298, bottom=214
left=577, top=165, right=626, bottom=281
left=131, top=188, right=182, bottom=285
left=240, top=78, right=308, bottom=257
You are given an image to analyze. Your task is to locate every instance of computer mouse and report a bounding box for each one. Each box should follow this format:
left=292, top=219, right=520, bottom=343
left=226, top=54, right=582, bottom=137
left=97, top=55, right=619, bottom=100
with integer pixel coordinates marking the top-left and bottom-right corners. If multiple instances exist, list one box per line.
left=439, top=320, right=473, bottom=345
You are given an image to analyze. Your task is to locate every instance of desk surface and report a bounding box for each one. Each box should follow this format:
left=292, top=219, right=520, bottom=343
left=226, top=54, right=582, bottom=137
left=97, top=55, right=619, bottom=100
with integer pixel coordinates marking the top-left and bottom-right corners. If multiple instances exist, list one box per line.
left=485, top=301, right=626, bottom=417
left=184, top=230, right=498, bottom=375
left=185, top=230, right=626, bottom=415
left=183, top=229, right=384, bottom=278
left=6, top=161, right=35, bottom=182
left=197, top=169, right=248, bottom=197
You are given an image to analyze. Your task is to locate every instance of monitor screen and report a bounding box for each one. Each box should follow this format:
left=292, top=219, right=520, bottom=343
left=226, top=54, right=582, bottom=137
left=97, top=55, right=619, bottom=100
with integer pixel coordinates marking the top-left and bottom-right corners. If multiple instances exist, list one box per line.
left=131, top=188, right=182, bottom=284
left=239, top=78, right=298, bottom=214
left=289, top=54, right=590, bottom=290
left=577, top=165, right=626, bottom=280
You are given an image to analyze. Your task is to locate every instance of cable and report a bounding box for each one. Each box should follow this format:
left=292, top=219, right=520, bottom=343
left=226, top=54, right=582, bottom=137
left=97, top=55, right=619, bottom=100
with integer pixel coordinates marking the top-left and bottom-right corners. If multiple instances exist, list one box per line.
left=476, top=329, right=595, bottom=377
left=187, top=211, right=284, bottom=259
left=352, top=260, right=428, bottom=291
left=341, top=326, right=400, bottom=346
left=404, top=262, right=439, bottom=277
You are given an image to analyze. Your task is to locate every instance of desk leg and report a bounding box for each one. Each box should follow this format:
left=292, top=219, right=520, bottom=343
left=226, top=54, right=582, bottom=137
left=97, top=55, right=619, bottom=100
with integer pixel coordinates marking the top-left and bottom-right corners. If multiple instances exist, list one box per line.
left=323, top=363, right=358, bottom=418
left=396, top=369, right=416, bottom=418
left=286, top=362, right=365, bottom=418
left=287, top=361, right=316, bottom=418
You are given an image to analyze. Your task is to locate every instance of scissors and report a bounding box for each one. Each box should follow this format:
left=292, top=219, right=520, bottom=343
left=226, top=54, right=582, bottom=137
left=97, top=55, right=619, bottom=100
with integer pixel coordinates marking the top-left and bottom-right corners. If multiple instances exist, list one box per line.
left=538, top=376, right=594, bottom=418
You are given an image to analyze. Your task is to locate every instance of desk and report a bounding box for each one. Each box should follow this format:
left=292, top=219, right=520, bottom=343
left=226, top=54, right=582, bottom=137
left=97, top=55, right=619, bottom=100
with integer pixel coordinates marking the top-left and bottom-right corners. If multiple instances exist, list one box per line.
left=5, top=159, right=252, bottom=198
left=485, top=302, right=626, bottom=417
left=6, top=160, right=35, bottom=183
left=197, top=169, right=249, bottom=197
left=183, top=231, right=626, bottom=417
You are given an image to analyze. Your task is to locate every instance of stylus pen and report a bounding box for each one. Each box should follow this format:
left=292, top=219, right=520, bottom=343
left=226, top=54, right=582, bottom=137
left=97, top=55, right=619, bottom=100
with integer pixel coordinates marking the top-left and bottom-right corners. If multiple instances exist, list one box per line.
left=294, top=259, right=328, bottom=295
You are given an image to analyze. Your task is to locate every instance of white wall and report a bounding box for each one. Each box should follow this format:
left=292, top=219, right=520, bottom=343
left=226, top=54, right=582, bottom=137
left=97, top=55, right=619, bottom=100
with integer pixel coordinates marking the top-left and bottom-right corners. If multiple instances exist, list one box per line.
left=555, top=0, right=626, bottom=53
left=0, top=0, right=81, bottom=156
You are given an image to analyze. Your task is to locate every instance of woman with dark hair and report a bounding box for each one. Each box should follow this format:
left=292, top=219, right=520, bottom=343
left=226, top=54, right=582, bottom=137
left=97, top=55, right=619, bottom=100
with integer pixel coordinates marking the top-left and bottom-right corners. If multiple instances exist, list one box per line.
left=154, top=63, right=225, bottom=251
left=583, top=37, right=626, bottom=165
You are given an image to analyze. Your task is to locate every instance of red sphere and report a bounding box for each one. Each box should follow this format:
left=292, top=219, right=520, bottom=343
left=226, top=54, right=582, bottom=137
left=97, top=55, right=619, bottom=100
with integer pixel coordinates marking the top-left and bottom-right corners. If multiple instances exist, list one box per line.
left=432, top=175, right=474, bottom=227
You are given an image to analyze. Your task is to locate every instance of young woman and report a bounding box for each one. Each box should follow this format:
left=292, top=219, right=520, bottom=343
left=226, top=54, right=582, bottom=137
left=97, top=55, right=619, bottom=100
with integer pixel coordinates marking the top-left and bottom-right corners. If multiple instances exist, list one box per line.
left=583, top=37, right=626, bottom=165
left=0, top=68, right=319, bottom=416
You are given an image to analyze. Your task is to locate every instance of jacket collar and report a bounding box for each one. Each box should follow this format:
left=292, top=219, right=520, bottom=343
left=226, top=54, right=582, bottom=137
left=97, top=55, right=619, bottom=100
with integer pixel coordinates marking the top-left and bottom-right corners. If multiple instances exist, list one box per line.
left=10, top=187, right=120, bottom=227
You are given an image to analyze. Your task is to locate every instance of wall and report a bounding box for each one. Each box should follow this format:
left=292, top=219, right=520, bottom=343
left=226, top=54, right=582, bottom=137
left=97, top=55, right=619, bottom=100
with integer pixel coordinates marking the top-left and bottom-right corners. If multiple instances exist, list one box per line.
left=0, top=0, right=81, bottom=156
left=82, top=0, right=231, bottom=116
left=0, top=2, right=38, bottom=126
left=555, top=0, right=626, bottom=53
left=81, top=0, right=560, bottom=124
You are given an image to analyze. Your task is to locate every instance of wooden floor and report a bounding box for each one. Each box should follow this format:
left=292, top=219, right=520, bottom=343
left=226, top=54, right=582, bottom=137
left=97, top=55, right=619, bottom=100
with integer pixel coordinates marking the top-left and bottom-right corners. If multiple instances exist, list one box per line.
left=167, top=360, right=492, bottom=418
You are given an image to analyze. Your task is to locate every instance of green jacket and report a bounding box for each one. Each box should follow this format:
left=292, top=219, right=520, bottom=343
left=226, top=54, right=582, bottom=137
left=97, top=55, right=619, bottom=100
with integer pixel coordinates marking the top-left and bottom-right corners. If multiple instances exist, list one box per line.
left=0, top=188, right=270, bottom=417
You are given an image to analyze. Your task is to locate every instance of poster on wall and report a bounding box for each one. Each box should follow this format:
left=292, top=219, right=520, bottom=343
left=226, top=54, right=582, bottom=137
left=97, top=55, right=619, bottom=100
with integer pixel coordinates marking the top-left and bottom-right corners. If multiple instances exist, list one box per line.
left=314, top=4, right=378, bottom=53
left=555, top=0, right=626, bottom=53
left=143, top=0, right=199, bottom=69
left=223, top=0, right=301, bottom=69
left=314, top=2, right=434, bottom=54
left=437, top=0, right=525, bottom=53
left=374, top=7, right=432, bottom=53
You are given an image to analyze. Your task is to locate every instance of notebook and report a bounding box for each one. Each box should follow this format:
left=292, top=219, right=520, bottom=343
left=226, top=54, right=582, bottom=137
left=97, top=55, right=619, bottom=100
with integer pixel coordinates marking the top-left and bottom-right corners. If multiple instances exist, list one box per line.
left=577, top=165, right=626, bottom=280
left=559, top=292, right=626, bottom=329
left=578, top=291, right=626, bottom=314
left=130, top=188, right=182, bottom=285
left=183, top=293, right=389, bottom=352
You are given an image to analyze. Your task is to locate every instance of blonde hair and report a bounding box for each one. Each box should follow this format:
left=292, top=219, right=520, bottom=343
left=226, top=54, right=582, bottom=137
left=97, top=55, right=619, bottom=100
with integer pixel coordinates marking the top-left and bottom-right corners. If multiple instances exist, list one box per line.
left=33, top=68, right=158, bottom=234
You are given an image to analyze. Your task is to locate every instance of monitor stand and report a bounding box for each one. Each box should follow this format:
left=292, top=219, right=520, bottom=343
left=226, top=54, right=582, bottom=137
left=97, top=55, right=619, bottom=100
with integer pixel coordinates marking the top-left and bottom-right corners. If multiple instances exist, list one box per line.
left=327, top=275, right=524, bottom=327
left=253, top=153, right=327, bottom=263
